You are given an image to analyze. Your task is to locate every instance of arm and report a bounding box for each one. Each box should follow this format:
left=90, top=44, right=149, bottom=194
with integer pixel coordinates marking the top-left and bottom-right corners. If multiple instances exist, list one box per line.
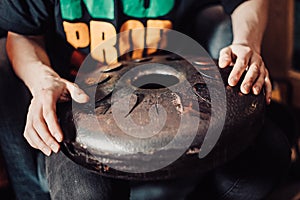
left=218, top=0, right=272, bottom=104
left=6, top=32, right=89, bottom=155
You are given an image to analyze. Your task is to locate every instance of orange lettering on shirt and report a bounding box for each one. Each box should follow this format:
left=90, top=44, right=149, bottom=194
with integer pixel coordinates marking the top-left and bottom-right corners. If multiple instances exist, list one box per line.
left=120, top=20, right=144, bottom=59
left=146, top=20, right=172, bottom=54
left=63, top=22, right=90, bottom=49
left=90, top=21, right=117, bottom=64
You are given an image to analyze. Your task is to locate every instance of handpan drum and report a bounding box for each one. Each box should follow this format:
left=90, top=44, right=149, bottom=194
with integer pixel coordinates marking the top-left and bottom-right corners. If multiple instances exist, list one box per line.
left=57, top=54, right=266, bottom=180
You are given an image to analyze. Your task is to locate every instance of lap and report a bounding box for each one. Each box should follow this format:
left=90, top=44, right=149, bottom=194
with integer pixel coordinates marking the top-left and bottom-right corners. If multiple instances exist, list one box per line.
left=45, top=151, right=130, bottom=200
left=46, top=118, right=291, bottom=200
left=188, top=118, right=291, bottom=200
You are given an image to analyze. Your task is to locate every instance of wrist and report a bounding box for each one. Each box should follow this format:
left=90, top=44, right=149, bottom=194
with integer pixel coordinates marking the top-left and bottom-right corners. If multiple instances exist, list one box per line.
left=231, top=41, right=261, bottom=54
left=24, top=63, right=62, bottom=97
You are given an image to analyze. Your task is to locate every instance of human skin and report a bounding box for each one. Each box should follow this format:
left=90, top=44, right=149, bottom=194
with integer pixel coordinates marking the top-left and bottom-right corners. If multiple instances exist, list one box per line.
left=219, top=0, right=272, bottom=104
left=7, top=0, right=271, bottom=155
left=6, top=34, right=89, bottom=156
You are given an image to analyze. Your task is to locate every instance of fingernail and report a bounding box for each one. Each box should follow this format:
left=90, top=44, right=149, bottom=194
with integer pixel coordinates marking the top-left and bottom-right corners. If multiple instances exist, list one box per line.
left=229, top=77, right=237, bottom=86
left=79, top=93, right=88, bottom=98
left=253, top=86, right=260, bottom=95
left=268, top=98, right=271, bottom=104
left=219, top=61, right=225, bottom=68
left=50, top=143, right=59, bottom=153
left=219, top=60, right=228, bottom=68
left=79, top=94, right=90, bottom=102
left=243, top=83, right=250, bottom=90
left=54, top=134, right=62, bottom=142
left=42, top=147, right=51, bottom=156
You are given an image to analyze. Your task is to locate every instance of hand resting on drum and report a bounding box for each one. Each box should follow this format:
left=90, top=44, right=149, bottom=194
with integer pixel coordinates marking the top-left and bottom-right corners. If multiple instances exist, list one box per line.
left=6, top=32, right=89, bottom=156
left=24, top=73, right=89, bottom=156
left=218, top=0, right=272, bottom=104
left=218, top=44, right=272, bottom=104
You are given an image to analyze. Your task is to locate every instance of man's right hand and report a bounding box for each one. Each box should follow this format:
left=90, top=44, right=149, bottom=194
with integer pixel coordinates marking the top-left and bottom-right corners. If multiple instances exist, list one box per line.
left=6, top=32, right=89, bottom=155
left=23, top=73, right=89, bottom=156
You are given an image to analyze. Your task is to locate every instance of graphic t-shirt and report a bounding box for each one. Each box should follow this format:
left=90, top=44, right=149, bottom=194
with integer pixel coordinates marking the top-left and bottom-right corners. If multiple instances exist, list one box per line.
left=0, top=0, right=245, bottom=76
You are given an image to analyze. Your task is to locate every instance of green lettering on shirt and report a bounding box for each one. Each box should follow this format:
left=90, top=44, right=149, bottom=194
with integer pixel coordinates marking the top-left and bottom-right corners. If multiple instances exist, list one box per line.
left=60, top=0, right=82, bottom=20
left=83, top=0, right=114, bottom=19
left=60, top=0, right=114, bottom=20
left=122, top=0, right=174, bottom=18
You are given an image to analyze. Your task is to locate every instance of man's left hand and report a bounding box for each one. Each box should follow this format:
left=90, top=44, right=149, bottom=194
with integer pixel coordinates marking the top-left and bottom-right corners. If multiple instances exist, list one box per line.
left=218, top=44, right=272, bottom=104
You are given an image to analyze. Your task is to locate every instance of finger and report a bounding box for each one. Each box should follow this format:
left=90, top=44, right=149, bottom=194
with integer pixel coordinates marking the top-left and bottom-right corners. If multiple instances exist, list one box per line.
left=240, top=61, right=261, bottom=94
left=67, top=82, right=89, bottom=103
left=218, top=47, right=233, bottom=68
left=42, top=92, right=64, bottom=143
left=24, top=128, right=52, bottom=156
left=24, top=104, right=40, bottom=149
left=264, top=69, right=272, bottom=104
left=251, top=67, right=265, bottom=95
left=65, top=81, right=89, bottom=103
left=32, top=116, right=60, bottom=153
left=23, top=127, right=38, bottom=149
left=228, top=50, right=252, bottom=87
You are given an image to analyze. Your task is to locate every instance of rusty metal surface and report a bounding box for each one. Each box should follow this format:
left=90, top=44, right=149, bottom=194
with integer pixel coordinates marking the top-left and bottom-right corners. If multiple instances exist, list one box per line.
left=57, top=54, right=266, bottom=180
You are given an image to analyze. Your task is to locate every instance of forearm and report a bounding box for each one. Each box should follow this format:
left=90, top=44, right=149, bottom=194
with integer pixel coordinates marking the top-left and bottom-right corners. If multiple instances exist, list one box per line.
left=6, top=32, right=60, bottom=96
left=231, top=0, right=268, bottom=53
left=219, top=0, right=271, bottom=103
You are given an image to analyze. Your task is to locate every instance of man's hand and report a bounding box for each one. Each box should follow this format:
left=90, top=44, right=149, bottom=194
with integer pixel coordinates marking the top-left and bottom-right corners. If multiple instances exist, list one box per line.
left=6, top=33, right=89, bottom=155
left=218, top=44, right=272, bottom=104
left=23, top=71, right=89, bottom=156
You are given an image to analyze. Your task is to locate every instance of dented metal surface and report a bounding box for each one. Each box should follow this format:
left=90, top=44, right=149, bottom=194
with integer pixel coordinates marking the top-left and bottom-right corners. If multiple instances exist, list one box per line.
left=57, top=54, right=266, bottom=180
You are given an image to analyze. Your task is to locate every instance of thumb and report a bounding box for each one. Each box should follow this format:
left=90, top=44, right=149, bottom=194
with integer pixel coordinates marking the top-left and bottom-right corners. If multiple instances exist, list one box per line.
left=64, top=80, right=89, bottom=103
left=218, top=46, right=233, bottom=68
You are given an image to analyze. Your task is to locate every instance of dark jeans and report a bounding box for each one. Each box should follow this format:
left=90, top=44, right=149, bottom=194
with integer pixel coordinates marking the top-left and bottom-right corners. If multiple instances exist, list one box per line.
left=187, top=118, right=291, bottom=200
left=45, top=118, right=291, bottom=200
left=46, top=152, right=130, bottom=200
left=0, top=38, right=50, bottom=199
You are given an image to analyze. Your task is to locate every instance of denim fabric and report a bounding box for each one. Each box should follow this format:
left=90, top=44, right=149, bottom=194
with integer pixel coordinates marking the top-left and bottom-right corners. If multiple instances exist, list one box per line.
left=0, top=38, right=50, bottom=200
left=187, top=119, right=291, bottom=200
left=45, top=151, right=130, bottom=200
left=45, top=151, right=201, bottom=200
left=130, top=176, right=202, bottom=200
